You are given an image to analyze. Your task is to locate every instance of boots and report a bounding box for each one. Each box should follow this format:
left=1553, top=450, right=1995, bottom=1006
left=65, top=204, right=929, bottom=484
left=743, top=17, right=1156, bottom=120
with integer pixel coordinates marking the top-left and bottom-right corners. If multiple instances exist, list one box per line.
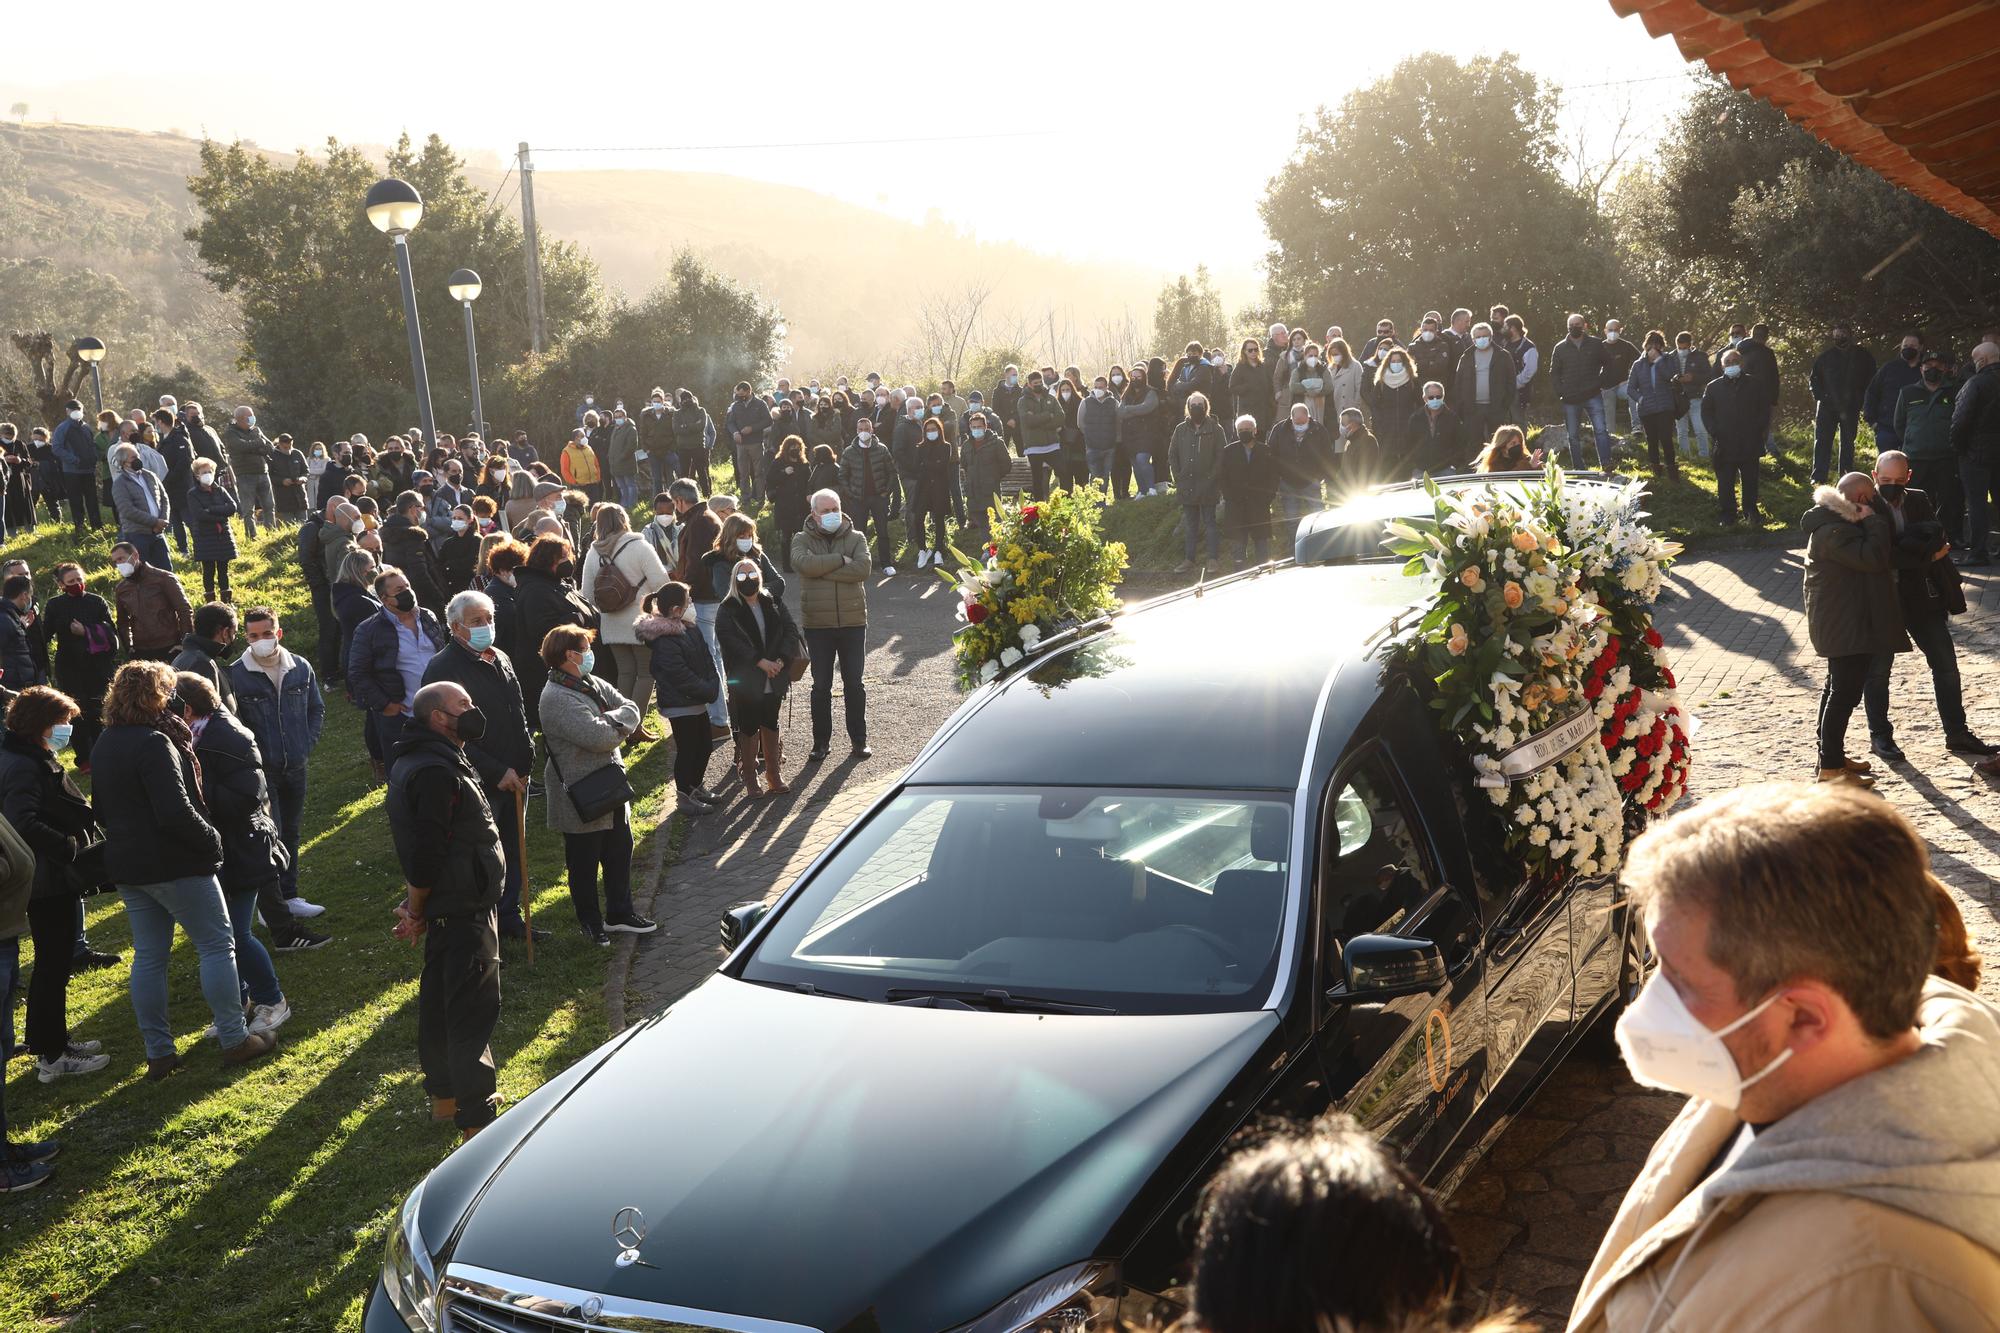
left=736, top=734, right=764, bottom=798
left=762, top=727, right=789, bottom=795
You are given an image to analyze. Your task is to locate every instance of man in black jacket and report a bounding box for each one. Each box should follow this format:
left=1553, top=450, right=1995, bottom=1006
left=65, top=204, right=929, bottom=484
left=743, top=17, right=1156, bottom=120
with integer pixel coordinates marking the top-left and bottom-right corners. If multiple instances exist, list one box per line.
left=1951, top=341, right=2000, bottom=567
left=155, top=408, right=196, bottom=556
left=381, top=491, right=447, bottom=613
left=1701, top=350, right=1767, bottom=525
left=1863, top=451, right=1995, bottom=762
left=1810, top=323, right=1877, bottom=483
left=419, top=590, right=544, bottom=945
left=388, top=680, right=506, bottom=1138
left=170, top=602, right=239, bottom=714
left=1222, top=414, right=1278, bottom=567
left=1736, top=323, right=1782, bottom=455
left=1598, top=319, right=1640, bottom=453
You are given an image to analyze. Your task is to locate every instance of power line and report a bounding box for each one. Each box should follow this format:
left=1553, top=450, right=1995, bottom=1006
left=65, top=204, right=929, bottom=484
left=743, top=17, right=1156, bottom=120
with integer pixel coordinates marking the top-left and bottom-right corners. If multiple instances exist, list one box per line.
left=487, top=159, right=515, bottom=213
left=534, top=128, right=1056, bottom=154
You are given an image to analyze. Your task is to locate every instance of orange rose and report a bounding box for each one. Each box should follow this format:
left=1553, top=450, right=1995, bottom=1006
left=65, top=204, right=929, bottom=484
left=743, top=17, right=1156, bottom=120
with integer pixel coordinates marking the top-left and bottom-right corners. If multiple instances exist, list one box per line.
left=1511, top=530, right=1538, bottom=552
left=1502, top=581, right=1524, bottom=609
left=1446, top=623, right=1469, bottom=656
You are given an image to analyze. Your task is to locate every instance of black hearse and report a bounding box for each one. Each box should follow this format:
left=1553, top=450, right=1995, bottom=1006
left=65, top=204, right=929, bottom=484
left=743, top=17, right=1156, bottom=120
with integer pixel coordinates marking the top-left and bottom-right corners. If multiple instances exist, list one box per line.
left=371, top=480, right=1645, bottom=1333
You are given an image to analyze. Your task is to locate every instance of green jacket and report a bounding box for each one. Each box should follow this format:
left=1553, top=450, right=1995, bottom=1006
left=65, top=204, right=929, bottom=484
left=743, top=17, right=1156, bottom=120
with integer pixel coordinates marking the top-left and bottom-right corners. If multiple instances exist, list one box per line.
left=1167, top=419, right=1227, bottom=504
left=1015, top=388, right=1065, bottom=453
left=607, top=418, right=640, bottom=476
left=789, top=515, right=870, bottom=629
left=1801, top=487, right=1910, bottom=659
left=220, top=423, right=273, bottom=476
left=1893, top=379, right=1958, bottom=459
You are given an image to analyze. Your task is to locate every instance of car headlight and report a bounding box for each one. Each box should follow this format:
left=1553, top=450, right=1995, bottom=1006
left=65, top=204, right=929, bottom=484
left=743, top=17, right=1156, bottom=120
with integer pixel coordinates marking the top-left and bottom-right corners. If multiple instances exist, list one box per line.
left=380, top=1179, right=441, bottom=1333
left=950, top=1261, right=1119, bottom=1333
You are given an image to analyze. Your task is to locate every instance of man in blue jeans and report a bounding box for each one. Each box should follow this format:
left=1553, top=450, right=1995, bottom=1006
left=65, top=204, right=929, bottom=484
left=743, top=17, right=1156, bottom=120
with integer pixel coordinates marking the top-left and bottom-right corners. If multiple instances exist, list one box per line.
left=791, top=489, right=873, bottom=763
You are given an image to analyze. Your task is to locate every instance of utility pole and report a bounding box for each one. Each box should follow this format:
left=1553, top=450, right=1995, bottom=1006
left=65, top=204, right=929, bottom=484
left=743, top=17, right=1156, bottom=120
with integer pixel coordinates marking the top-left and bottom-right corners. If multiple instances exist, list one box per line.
left=517, top=141, right=547, bottom=355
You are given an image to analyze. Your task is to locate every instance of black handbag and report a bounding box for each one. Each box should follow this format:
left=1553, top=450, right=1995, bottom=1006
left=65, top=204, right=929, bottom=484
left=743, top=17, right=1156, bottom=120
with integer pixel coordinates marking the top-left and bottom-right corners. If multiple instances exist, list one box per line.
left=62, top=837, right=113, bottom=898
left=546, top=747, right=633, bottom=823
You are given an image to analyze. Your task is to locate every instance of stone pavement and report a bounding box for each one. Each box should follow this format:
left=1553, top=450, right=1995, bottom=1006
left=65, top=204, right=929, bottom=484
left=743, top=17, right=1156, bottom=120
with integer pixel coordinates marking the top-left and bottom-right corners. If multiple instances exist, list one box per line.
left=608, top=547, right=2000, bottom=1326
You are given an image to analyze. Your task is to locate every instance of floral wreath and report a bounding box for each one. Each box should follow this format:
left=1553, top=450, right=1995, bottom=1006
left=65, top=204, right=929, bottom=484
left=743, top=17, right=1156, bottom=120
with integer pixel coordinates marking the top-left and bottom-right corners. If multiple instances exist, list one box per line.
left=1383, top=467, right=1689, bottom=877
left=947, top=483, right=1128, bottom=688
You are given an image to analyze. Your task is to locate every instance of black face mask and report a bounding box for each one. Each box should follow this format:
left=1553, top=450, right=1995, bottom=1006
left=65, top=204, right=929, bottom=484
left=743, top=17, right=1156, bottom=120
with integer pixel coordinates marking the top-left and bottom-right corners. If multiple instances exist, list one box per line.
left=1923, top=368, right=1944, bottom=385
left=1188, top=403, right=1208, bottom=421
left=1237, top=429, right=1256, bottom=442
left=391, top=589, right=416, bottom=612
left=452, top=706, right=487, bottom=741
left=1875, top=482, right=1908, bottom=504
left=555, top=560, right=576, bottom=580
left=736, top=577, right=760, bottom=597
left=1902, top=346, right=1921, bottom=362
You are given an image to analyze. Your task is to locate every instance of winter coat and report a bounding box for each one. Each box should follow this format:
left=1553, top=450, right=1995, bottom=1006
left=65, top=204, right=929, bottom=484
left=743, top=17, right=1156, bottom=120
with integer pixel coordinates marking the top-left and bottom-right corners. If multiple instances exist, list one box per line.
left=560, top=441, right=600, bottom=487
left=90, top=721, right=223, bottom=884
left=838, top=441, right=898, bottom=508
left=113, top=564, right=193, bottom=654
left=1271, top=348, right=1307, bottom=408
left=890, top=415, right=925, bottom=490
left=1406, top=406, right=1467, bottom=479
left=1078, top=393, right=1121, bottom=451
left=964, top=434, right=1011, bottom=524
left=1894, top=379, right=1959, bottom=460
left=1167, top=419, right=1226, bottom=504
left=1568, top=978, right=2000, bottom=1333
left=1267, top=418, right=1333, bottom=491
left=1454, top=344, right=1519, bottom=417
left=672, top=509, right=721, bottom=597
left=1368, top=376, right=1423, bottom=463
left=229, top=648, right=324, bottom=773
left=911, top=436, right=955, bottom=512
left=270, top=445, right=310, bottom=511
left=768, top=456, right=813, bottom=528
left=699, top=547, right=785, bottom=604
left=1549, top=334, right=1605, bottom=404
left=220, top=423, right=273, bottom=476
left=1016, top=388, right=1065, bottom=454
left=158, top=422, right=197, bottom=484
left=440, top=530, right=480, bottom=594
left=989, top=378, right=1024, bottom=435
left=641, top=614, right=721, bottom=715
left=1810, top=343, right=1877, bottom=416
left=184, top=479, right=240, bottom=561
left=1322, top=358, right=1366, bottom=422
left=51, top=418, right=97, bottom=475
left=605, top=417, right=640, bottom=477
left=807, top=412, right=848, bottom=456
left=538, top=669, right=639, bottom=835
left=384, top=730, right=505, bottom=918
left=1801, top=486, right=1910, bottom=659
left=0, top=732, right=96, bottom=901
left=1221, top=437, right=1278, bottom=511
left=1737, top=337, right=1782, bottom=412
left=1229, top=359, right=1273, bottom=431
left=1701, top=373, right=1769, bottom=464
left=170, top=633, right=238, bottom=714
left=790, top=515, right=870, bottom=630
left=723, top=396, right=772, bottom=452
left=580, top=531, right=671, bottom=646
left=1862, top=359, right=1922, bottom=449
left=511, top=566, right=594, bottom=725
left=673, top=405, right=714, bottom=462
left=1624, top=353, right=1679, bottom=419
left=192, top=710, right=288, bottom=892
left=112, top=467, right=171, bottom=536
left=1163, top=358, right=1213, bottom=421
left=715, top=592, right=804, bottom=700
left=44, top=589, right=115, bottom=700
left=1951, top=364, right=2000, bottom=457
left=1879, top=488, right=1962, bottom=626
left=380, top=514, right=446, bottom=613
left=419, top=637, right=533, bottom=787
left=1410, top=334, right=1456, bottom=388
left=638, top=404, right=677, bottom=471
left=1116, top=387, right=1164, bottom=457
left=346, top=605, right=448, bottom=713
left=0, top=601, right=40, bottom=687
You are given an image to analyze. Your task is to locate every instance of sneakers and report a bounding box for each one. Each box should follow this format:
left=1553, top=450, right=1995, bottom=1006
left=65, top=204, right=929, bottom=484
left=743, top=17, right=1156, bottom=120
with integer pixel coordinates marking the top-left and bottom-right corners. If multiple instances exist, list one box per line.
left=2, top=1159, right=54, bottom=1193
left=7, top=1140, right=59, bottom=1165
left=63, top=1039, right=102, bottom=1056
left=605, top=912, right=658, bottom=935
left=694, top=785, right=725, bottom=802
left=582, top=926, right=611, bottom=947
left=916, top=550, right=931, bottom=570
left=285, top=897, right=326, bottom=918
left=882, top=565, right=897, bottom=576
left=247, top=998, right=292, bottom=1036
left=220, top=1030, right=277, bottom=1067
left=273, top=928, right=331, bottom=952
left=36, top=1050, right=110, bottom=1082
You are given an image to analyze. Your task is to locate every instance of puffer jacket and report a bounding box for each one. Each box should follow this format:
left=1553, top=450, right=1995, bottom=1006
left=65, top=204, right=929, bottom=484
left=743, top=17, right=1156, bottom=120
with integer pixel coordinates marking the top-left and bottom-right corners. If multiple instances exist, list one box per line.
left=1078, top=392, right=1120, bottom=451
left=192, top=709, right=288, bottom=891
left=838, top=441, right=897, bottom=508
left=184, top=479, right=240, bottom=561
left=0, top=732, right=96, bottom=901
left=640, top=613, right=720, bottom=714
left=1625, top=353, right=1679, bottom=418
left=1801, top=486, right=1910, bottom=659
left=1549, top=333, right=1606, bottom=405
left=1166, top=419, right=1226, bottom=504
left=964, top=434, right=1012, bottom=523
left=1951, top=364, right=2000, bottom=457
left=1016, top=387, right=1065, bottom=454
left=89, top=721, right=223, bottom=884
left=790, top=515, right=870, bottom=630
left=220, top=423, right=273, bottom=476
left=170, top=633, right=237, bottom=713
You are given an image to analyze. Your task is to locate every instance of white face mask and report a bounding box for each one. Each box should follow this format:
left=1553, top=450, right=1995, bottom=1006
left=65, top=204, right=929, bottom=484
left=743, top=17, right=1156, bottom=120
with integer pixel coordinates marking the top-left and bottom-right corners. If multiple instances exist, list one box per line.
left=351, top=518, right=367, bottom=534
left=553, top=499, right=567, bottom=517
left=654, top=513, right=674, bottom=528
left=114, top=561, right=136, bottom=578
left=450, top=518, right=469, bottom=532
left=1090, top=387, right=1105, bottom=399
left=735, top=537, right=755, bottom=553
left=680, top=603, right=697, bottom=622
left=195, top=471, right=215, bottom=486
left=1420, top=331, right=1436, bottom=341
left=1615, top=972, right=1792, bottom=1109
left=250, top=637, right=281, bottom=660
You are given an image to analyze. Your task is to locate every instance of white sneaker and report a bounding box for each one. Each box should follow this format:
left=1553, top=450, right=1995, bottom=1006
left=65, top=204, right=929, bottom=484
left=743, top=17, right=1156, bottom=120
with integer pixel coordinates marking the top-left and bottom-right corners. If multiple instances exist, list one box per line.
left=247, top=998, right=292, bottom=1036
left=285, top=897, right=326, bottom=918
left=65, top=1039, right=103, bottom=1056
left=205, top=1000, right=255, bottom=1039
left=37, top=1051, right=110, bottom=1082
left=931, top=549, right=946, bottom=566
left=915, top=550, right=930, bottom=569
left=882, top=565, right=897, bottom=576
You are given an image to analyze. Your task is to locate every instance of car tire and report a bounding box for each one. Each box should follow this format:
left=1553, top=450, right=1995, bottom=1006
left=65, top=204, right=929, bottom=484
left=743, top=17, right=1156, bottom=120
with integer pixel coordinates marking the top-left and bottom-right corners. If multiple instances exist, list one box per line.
left=1579, top=900, right=1653, bottom=1059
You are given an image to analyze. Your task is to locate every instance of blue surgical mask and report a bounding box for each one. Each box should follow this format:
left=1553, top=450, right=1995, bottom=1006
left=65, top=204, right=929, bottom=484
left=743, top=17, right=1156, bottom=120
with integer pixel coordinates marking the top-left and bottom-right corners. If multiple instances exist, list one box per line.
left=818, top=511, right=842, bottom=533
left=970, top=427, right=987, bottom=439
left=48, top=723, right=72, bottom=751
left=1724, top=364, right=1743, bottom=378
left=467, top=624, right=495, bottom=652
left=577, top=648, right=595, bottom=675
left=1426, top=397, right=1445, bottom=410
left=1474, top=336, right=1491, bottom=350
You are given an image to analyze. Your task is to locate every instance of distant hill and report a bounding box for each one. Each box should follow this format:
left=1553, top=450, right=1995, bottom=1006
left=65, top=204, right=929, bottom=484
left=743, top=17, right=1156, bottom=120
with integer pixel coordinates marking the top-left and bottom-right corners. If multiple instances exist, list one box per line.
left=2, top=121, right=1198, bottom=377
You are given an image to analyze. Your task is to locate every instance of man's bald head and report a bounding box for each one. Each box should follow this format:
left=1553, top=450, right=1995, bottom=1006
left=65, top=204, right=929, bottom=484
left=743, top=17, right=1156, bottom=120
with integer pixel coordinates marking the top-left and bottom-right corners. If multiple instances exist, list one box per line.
left=1972, top=341, right=2000, bottom=370
left=1836, top=471, right=1877, bottom=503
left=412, top=681, right=472, bottom=742
left=1874, top=450, right=1911, bottom=485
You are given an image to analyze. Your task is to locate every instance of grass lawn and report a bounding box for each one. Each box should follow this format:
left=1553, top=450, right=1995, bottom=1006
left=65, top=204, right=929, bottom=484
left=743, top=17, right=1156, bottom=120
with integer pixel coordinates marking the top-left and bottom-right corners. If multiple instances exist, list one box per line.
left=0, top=514, right=678, bottom=1330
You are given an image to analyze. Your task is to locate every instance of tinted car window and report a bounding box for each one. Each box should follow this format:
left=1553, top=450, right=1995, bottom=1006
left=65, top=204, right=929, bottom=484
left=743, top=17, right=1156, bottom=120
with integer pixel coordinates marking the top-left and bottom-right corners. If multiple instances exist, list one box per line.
left=1321, top=756, right=1434, bottom=970
left=742, top=788, right=1293, bottom=1013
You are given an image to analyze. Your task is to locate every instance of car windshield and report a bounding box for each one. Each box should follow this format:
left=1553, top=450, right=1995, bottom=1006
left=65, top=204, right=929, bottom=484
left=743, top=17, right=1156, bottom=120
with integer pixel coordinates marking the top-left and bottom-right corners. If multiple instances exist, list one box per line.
left=740, top=787, right=1294, bottom=1014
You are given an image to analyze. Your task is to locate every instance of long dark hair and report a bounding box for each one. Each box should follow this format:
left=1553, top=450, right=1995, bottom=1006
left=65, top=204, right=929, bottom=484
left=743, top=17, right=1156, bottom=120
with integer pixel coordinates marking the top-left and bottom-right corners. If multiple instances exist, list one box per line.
left=1121, top=364, right=1151, bottom=405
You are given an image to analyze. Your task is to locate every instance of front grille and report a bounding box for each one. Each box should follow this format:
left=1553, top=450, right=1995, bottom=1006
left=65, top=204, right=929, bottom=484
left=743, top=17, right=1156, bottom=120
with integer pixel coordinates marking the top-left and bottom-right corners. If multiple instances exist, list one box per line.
left=441, top=1264, right=820, bottom=1333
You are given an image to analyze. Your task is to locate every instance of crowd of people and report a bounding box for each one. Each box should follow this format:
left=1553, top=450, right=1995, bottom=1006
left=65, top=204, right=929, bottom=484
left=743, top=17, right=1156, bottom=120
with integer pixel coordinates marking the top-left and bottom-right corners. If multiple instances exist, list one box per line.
left=0, top=315, right=1996, bottom=1333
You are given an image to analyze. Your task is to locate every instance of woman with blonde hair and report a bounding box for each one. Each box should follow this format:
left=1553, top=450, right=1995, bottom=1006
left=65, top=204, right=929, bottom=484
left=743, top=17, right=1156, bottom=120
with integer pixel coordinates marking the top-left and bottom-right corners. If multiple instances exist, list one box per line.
left=1472, top=425, right=1541, bottom=474
left=580, top=501, right=670, bottom=743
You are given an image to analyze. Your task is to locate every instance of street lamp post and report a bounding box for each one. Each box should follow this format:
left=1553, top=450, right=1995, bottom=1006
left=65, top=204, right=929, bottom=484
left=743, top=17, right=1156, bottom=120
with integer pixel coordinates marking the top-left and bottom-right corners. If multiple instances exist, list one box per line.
left=448, top=268, right=485, bottom=440
left=364, top=177, right=438, bottom=449
left=73, top=336, right=106, bottom=414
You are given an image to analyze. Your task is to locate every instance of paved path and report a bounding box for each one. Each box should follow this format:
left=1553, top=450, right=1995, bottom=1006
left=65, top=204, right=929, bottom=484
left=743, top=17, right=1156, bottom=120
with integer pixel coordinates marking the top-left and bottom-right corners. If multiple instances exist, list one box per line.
left=610, top=550, right=2000, bottom=1326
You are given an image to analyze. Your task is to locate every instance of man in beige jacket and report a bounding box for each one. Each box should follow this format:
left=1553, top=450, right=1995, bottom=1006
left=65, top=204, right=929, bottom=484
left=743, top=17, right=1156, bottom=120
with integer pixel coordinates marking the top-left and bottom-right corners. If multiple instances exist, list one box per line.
left=1569, top=781, right=2000, bottom=1333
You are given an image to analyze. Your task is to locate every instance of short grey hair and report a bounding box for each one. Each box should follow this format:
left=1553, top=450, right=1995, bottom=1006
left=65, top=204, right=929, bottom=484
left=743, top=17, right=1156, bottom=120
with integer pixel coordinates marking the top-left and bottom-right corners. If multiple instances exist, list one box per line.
left=1234, top=414, right=1258, bottom=433
left=445, top=589, right=493, bottom=628
left=668, top=478, right=701, bottom=505
left=810, top=488, right=842, bottom=512
left=110, top=443, right=139, bottom=468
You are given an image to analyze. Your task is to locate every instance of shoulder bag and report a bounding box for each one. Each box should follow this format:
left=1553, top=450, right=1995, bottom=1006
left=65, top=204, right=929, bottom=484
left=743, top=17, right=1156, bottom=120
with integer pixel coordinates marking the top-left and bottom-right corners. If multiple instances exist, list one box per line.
left=546, top=678, right=635, bottom=822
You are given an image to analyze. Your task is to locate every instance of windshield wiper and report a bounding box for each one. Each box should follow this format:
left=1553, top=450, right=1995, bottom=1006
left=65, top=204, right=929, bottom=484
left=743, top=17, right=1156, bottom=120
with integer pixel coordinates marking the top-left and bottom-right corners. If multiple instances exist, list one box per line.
left=741, top=976, right=869, bottom=1003
left=883, top=986, right=1120, bottom=1015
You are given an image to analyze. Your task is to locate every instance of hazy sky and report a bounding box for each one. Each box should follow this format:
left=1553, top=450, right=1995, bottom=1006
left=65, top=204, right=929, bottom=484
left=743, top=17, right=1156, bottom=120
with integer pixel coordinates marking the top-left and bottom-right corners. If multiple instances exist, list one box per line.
left=7, top=0, right=1700, bottom=290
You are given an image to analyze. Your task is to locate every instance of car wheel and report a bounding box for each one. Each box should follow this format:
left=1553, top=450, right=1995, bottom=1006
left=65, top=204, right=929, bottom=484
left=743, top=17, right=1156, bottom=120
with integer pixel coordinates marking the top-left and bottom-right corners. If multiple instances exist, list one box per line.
left=1580, top=901, right=1653, bottom=1059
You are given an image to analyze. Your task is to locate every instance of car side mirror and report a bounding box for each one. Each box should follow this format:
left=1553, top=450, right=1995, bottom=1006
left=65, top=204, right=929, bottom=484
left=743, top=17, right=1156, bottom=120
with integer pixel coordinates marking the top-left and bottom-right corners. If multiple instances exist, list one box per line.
left=718, top=900, right=769, bottom=952
left=1337, top=934, right=1446, bottom=1000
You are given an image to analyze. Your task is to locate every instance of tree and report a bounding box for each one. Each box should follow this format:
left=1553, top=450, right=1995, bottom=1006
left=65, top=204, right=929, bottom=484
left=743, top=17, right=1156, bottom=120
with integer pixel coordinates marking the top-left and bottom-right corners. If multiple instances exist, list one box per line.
left=8, top=103, right=26, bottom=123
left=122, top=363, right=218, bottom=414
left=8, top=332, right=92, bottom=427
left=1260, top=53, right=1625, bottom=352
left=1151, top=266, right=1226, bottom=353
left=185, top=133, right=603, bottom=441
left=910, top=280, right=994, bottom=383
left=488, top=251, right=783, bottom=451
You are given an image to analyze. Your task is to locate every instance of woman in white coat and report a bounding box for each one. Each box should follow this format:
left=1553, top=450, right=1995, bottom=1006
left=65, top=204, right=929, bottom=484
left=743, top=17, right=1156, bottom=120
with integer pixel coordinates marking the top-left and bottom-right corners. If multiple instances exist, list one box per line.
left=579, top=501, right=670, bottom=742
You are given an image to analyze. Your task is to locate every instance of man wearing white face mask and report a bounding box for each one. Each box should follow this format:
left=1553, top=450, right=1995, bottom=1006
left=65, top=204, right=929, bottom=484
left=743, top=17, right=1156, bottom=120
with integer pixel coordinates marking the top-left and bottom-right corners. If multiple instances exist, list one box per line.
left=229, top=608, right=329, bottom=929
left=791, top=489, right=872, bottom=763
left=1571, top=782, right=2000, bottom=1333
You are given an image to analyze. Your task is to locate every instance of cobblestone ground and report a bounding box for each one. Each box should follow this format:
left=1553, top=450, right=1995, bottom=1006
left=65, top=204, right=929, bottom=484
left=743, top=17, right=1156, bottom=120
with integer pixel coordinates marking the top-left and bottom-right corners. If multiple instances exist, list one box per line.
left=613, top=551, right=2000, bottom=1326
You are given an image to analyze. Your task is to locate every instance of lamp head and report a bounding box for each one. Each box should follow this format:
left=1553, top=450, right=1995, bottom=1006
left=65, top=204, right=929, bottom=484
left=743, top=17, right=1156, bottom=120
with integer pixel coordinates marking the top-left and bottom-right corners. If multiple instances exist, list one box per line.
left=447, top=268, right=483, bottom=303
left=73, top=336, right=106, bottom=364
left=365, top=177, right=424, bottom=235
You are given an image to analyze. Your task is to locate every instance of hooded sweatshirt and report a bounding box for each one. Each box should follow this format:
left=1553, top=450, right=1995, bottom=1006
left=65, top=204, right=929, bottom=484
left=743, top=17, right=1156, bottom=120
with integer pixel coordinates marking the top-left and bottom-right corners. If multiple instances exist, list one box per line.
left=1569, top=977, right=2000, bottom=1333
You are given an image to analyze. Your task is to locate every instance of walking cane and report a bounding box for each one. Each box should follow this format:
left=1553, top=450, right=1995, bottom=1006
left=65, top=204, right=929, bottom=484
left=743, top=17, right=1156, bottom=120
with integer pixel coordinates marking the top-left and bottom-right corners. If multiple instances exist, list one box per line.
left=515, top=792, right=534, bottom=965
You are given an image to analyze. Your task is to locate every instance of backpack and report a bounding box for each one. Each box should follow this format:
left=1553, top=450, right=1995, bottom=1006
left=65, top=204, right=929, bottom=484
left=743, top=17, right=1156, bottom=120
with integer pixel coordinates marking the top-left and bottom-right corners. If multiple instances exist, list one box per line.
left=591, top=536, right=643, bottom=614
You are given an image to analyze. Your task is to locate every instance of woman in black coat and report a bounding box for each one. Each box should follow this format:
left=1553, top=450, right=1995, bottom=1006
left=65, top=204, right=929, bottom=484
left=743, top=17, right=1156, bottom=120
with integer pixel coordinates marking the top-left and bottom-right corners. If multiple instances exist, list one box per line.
left=439, top=504, right=481, bottom=594
left=0, top=687, right=103, bottom=1079
left=513, top=535, right=596, bottom=730
left=713, top=559, right=803, bottom=799
left=1367, top=348, right=1424, bottom=477
left=698, top=514, right=786, bottom=604
left=41, top=564, right=116, bottom=769
left=1230, top=339, right=1274, bottom=437
left=639, top=582, right=721, bottom=811
left=184, top=462, right=240, bottom=603
left=766, top=436, right=813, bottom=571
